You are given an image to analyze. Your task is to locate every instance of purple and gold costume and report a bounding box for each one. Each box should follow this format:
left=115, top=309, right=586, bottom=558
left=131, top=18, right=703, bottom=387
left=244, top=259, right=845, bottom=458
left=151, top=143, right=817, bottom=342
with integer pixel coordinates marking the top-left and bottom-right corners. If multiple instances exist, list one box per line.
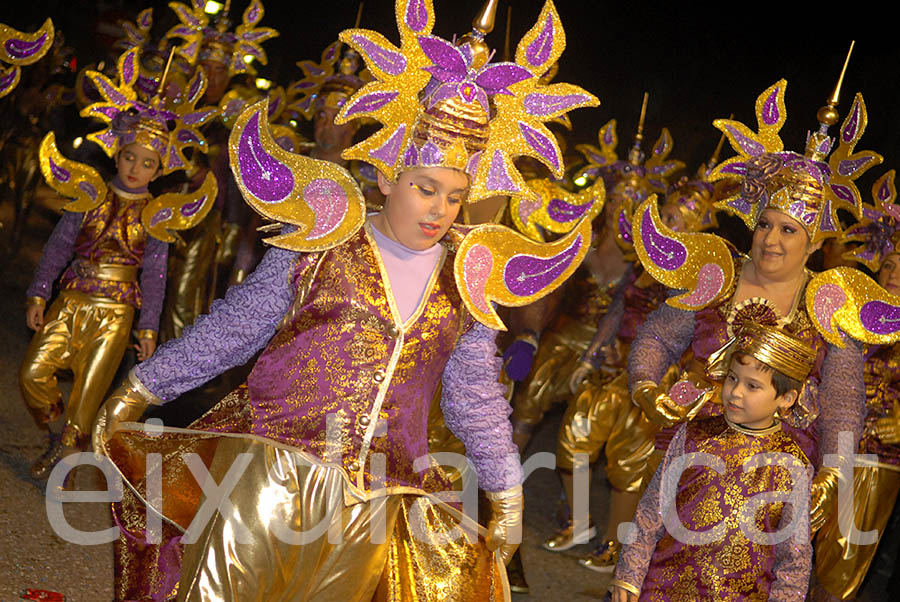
left=20, top=182, right=168, bottom=444
left=612, top=415, right=812, bottom=601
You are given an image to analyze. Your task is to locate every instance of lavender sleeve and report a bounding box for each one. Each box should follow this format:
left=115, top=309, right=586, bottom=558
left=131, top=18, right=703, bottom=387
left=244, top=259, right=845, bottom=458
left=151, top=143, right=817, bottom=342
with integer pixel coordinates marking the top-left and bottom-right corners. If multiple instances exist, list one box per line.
left=627, top=296, right=695, bottom=391
left=816, top=337, right=865, bottom=465
left=613, top=424, right=687, bottom=592
left=769, top=482, right=812, bottom=602
left=136, top=237, right=168, bottom=332
left=582, top=270, right=629, bottom=365
left=134, top=246, right=299, bottom=401
left=440, top=322, right=523, bottom=492
left=26, top=211, right=82, bottom=300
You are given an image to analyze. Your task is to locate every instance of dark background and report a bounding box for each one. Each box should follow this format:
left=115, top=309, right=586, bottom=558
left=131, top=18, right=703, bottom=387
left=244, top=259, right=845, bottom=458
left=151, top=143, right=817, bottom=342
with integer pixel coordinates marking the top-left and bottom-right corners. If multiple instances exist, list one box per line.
left=5, top=0, right=900, bottom=184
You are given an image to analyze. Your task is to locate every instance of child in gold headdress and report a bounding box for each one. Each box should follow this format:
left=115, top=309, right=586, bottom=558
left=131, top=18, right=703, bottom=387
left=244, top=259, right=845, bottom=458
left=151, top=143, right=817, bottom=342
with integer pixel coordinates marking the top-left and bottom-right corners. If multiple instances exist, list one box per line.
left=612, top=304, right=815, bottom=601
left=19, top=47, right=217, bottom=479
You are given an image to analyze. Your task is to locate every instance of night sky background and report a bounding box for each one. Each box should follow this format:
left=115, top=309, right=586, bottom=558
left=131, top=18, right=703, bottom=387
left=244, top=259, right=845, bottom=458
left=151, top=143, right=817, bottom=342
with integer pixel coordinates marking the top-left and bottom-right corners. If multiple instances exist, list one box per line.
left=5, top=0, right=900, bottom=191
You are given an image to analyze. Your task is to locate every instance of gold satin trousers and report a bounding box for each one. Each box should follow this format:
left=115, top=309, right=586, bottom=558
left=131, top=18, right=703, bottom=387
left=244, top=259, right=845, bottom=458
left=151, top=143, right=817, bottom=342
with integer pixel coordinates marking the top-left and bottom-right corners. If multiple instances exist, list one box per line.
left=814, top=464, right=900, bottom=599
left=19, top=290, right=133, bottom=443
left=556, top=371, right=659, bottom=492
left=511, top=316, right=596, bottom=426
left=179, top=436, right=507, bottom=602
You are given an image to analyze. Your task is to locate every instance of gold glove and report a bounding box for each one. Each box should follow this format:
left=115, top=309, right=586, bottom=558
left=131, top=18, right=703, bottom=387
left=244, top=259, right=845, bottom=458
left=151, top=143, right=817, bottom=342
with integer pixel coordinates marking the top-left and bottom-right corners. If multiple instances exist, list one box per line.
left=809, top=466, right=841, bottom=534
left=92, top=368, right=159, bottom=457
left=485, top=485, right=524, bottom=565
left=631, top=380, right=689, bottom=428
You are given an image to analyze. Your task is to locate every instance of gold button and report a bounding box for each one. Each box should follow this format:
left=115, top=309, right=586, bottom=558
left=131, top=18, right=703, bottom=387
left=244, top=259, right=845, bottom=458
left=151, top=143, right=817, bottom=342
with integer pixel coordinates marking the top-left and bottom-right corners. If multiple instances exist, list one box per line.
left=373, top=370, right=385, bottom=383
left=348, top=461, right=360, bottom=472
left=387, top=325, right=399, bottom=337
left=359, top=415, right=370, bottom=426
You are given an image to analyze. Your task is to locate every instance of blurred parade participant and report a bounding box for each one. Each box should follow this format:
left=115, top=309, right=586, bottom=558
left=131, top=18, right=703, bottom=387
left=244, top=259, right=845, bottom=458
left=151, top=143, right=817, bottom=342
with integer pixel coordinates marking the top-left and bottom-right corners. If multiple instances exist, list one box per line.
left=19, top=47, right=217, bottom=480
left=159, top=0, right=278, bottom=340
left=93, top=0, right=598, bottom=599
left=810, top=171, right=900, bottom=602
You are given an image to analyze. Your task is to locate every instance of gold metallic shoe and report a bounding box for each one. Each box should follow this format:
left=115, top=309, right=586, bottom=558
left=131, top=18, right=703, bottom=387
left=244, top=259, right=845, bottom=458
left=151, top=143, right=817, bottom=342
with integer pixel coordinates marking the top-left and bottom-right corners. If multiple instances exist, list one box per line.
left=578, top=539, right=621, bottom=573
left=30, top=433, right=64, bottom=480
left=541, top=519, right=597, bottom=552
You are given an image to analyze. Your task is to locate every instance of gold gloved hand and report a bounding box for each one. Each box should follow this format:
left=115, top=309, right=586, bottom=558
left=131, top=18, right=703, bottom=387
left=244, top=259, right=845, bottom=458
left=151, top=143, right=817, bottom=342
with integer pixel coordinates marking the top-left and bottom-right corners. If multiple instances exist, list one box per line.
left=485, top=485, right=524, bottom=565
left=874, top=400, right=900, bottom=445
left=631, top=380, right=689, bottom=428
left=809, top=466, right=841, bottom=534
left=92, top=369, right=158, bottom=457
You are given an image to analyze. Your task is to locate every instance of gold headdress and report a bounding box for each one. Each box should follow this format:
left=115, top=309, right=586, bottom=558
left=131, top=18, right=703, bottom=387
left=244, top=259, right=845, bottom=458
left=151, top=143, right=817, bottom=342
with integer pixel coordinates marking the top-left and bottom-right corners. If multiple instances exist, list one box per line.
left=0, top=18, right=55, bottom=99
left=333, top=0, right=598, bottom=203
left=80, top=47, right=219, bottom=174
left=709, top=45, right=883, bottom=243
left=165, top=0, right=278, bottom=78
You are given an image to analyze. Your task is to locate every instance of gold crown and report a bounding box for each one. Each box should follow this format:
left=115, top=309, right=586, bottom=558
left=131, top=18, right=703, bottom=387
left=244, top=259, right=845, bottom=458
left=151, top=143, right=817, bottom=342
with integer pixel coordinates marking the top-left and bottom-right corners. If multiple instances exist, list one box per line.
left=733, top=322, right=816, bottom=383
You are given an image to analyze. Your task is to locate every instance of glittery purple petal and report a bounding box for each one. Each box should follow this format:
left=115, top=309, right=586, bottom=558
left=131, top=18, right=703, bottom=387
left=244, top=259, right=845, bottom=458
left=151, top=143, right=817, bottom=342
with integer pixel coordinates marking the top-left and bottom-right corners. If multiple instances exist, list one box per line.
left=819, top=199, right=836, bottom=232
left=524, top=92, right=591, bottom=117
left=352, top=34, right=406, bottom=76
left=122, top=51, right=136, bottom=83
left=503, top=234, right=583, bottom=297
left=181, top=195, right=207, bottom=217
left=418, top=36, right=467, bottom=75
left=719, top=162, right=747, bottom=176
left=420, top=140, right=442, bottom=166
left=475, top=63, right=531, bottom=93
left=403, top=142, right=419, bottom=168
left=138, top=10, right=152, bottom=29
left=177, top=129, right=200, bottom=144
left=879, top=178, right=894, bottom=204
left=860, top=300, right=900, bottom=335
left=369, top=125, right=406, bottom=165
left=618, top=209, right=633, bottom=244
left=842, top=100, right=861, bottom=143
left=405, top=0, right=429, bottom=32
left=486, top=150, right=517, bottom=192
left=762, top=86, right=781, bottom=126
left=236, top=111, right=295, bottom=203
left=547, top=197, right=590, bottom=223
left=304, top=178, right=348, bottom=240
left=149, top=207, right=172, bottom=227
left=170, top=26, right=196, bottom=38
left=343, top=91, right=398, bottom=118
left=838, top=157, right=874, bottom=177
left=724, top=124, right=764, bottom=156
left=640, top=207, right=686, bottom=270
left=79, top=181, right=99, bottom=201
left=831, top=183, right=856, bottom=205
left=519, top=122, right=560, bottom=171
left=246, top=1, right=261, bottom=24
left=49, top=157, right=71, bottom=183
left=5, top=31, right=49, bottom=61
left=525, top=13, right=554, bottom=68
left=0, top=66, right=18, bottom=94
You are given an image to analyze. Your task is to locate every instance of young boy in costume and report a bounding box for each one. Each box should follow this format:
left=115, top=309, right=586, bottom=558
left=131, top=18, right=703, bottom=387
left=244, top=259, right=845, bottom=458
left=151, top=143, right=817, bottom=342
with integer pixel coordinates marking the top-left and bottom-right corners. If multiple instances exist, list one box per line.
left=20, top=47, right=217, bottom=479
left=611, top=302, right=814, bottom=602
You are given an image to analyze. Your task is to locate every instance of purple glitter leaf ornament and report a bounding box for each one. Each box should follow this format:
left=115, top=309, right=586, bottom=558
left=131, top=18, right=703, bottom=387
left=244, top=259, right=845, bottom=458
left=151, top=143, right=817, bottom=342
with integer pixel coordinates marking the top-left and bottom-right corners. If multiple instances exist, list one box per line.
left=632, top=196, right=735, bottom=311
left=805, top=267, right=900, bottom=346
left=228, top=101, right=365, bottom=252
left=141, top=173, right=217, bottom=242
left=512, top=176, right=605, bottom=241
left=454, top=217, right=592, bottom=330
left=754, top=79, right=787, bottom=135
left=0, top=65, right=20, bottom=99
left=0, top=18, right=54, bottom=66
left=418, top=36, right=467, bottom=76
left=514, top=0, right=565, bottom=75
left=475, top=63, right=532, bottom=94
left=38, top=132, right=108, bottom=213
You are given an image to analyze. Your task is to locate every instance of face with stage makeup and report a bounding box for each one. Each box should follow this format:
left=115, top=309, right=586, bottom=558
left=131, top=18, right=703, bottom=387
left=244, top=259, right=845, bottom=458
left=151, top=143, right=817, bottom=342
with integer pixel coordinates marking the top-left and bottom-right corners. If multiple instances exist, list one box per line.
left=116, top=143, right=161, bottom=189
left=751, top=209, right=821, bottom=280
left=878, top=252, right=900, bottom=295
left=374, top=167, right=467, bottom=251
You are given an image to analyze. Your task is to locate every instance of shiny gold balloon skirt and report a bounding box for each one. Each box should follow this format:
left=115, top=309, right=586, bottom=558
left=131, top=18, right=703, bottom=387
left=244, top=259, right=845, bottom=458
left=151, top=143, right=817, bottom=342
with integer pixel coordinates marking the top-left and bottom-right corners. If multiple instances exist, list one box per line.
left=814, top=463, right=900, bottom=599
left=106, top=422, right=509, bottom=602
left=19, top=291, right=133, bottom=443
left=556, top=371, right=659, bottom=493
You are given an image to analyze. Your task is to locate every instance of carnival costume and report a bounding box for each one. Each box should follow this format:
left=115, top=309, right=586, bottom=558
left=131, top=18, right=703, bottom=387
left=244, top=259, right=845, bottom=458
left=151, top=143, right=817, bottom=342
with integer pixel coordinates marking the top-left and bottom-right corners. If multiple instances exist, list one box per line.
left=627, top=76, right=900, bottom=587
left=508, top=110, right=684, bottom=439
left=94, top=1, right=598, bottom=599
left=0, top=19, right=55, bottom=99
left=159, top=0, right=278, bottom=340
left=613, top=307, right=816, bottom=601
left=19, top=46, right=217, bottom=467
left=811, top=170, right=900, bottom=601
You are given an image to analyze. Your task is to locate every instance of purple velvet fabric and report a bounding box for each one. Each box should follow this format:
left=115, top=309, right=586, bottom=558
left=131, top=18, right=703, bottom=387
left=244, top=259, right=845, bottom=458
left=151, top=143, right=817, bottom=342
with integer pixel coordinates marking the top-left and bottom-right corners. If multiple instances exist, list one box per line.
left=441, top=322, right=523, bottom=492
left=135, top=246, right=298, bottom=399
left=26, top=210, right=82, bottom=300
